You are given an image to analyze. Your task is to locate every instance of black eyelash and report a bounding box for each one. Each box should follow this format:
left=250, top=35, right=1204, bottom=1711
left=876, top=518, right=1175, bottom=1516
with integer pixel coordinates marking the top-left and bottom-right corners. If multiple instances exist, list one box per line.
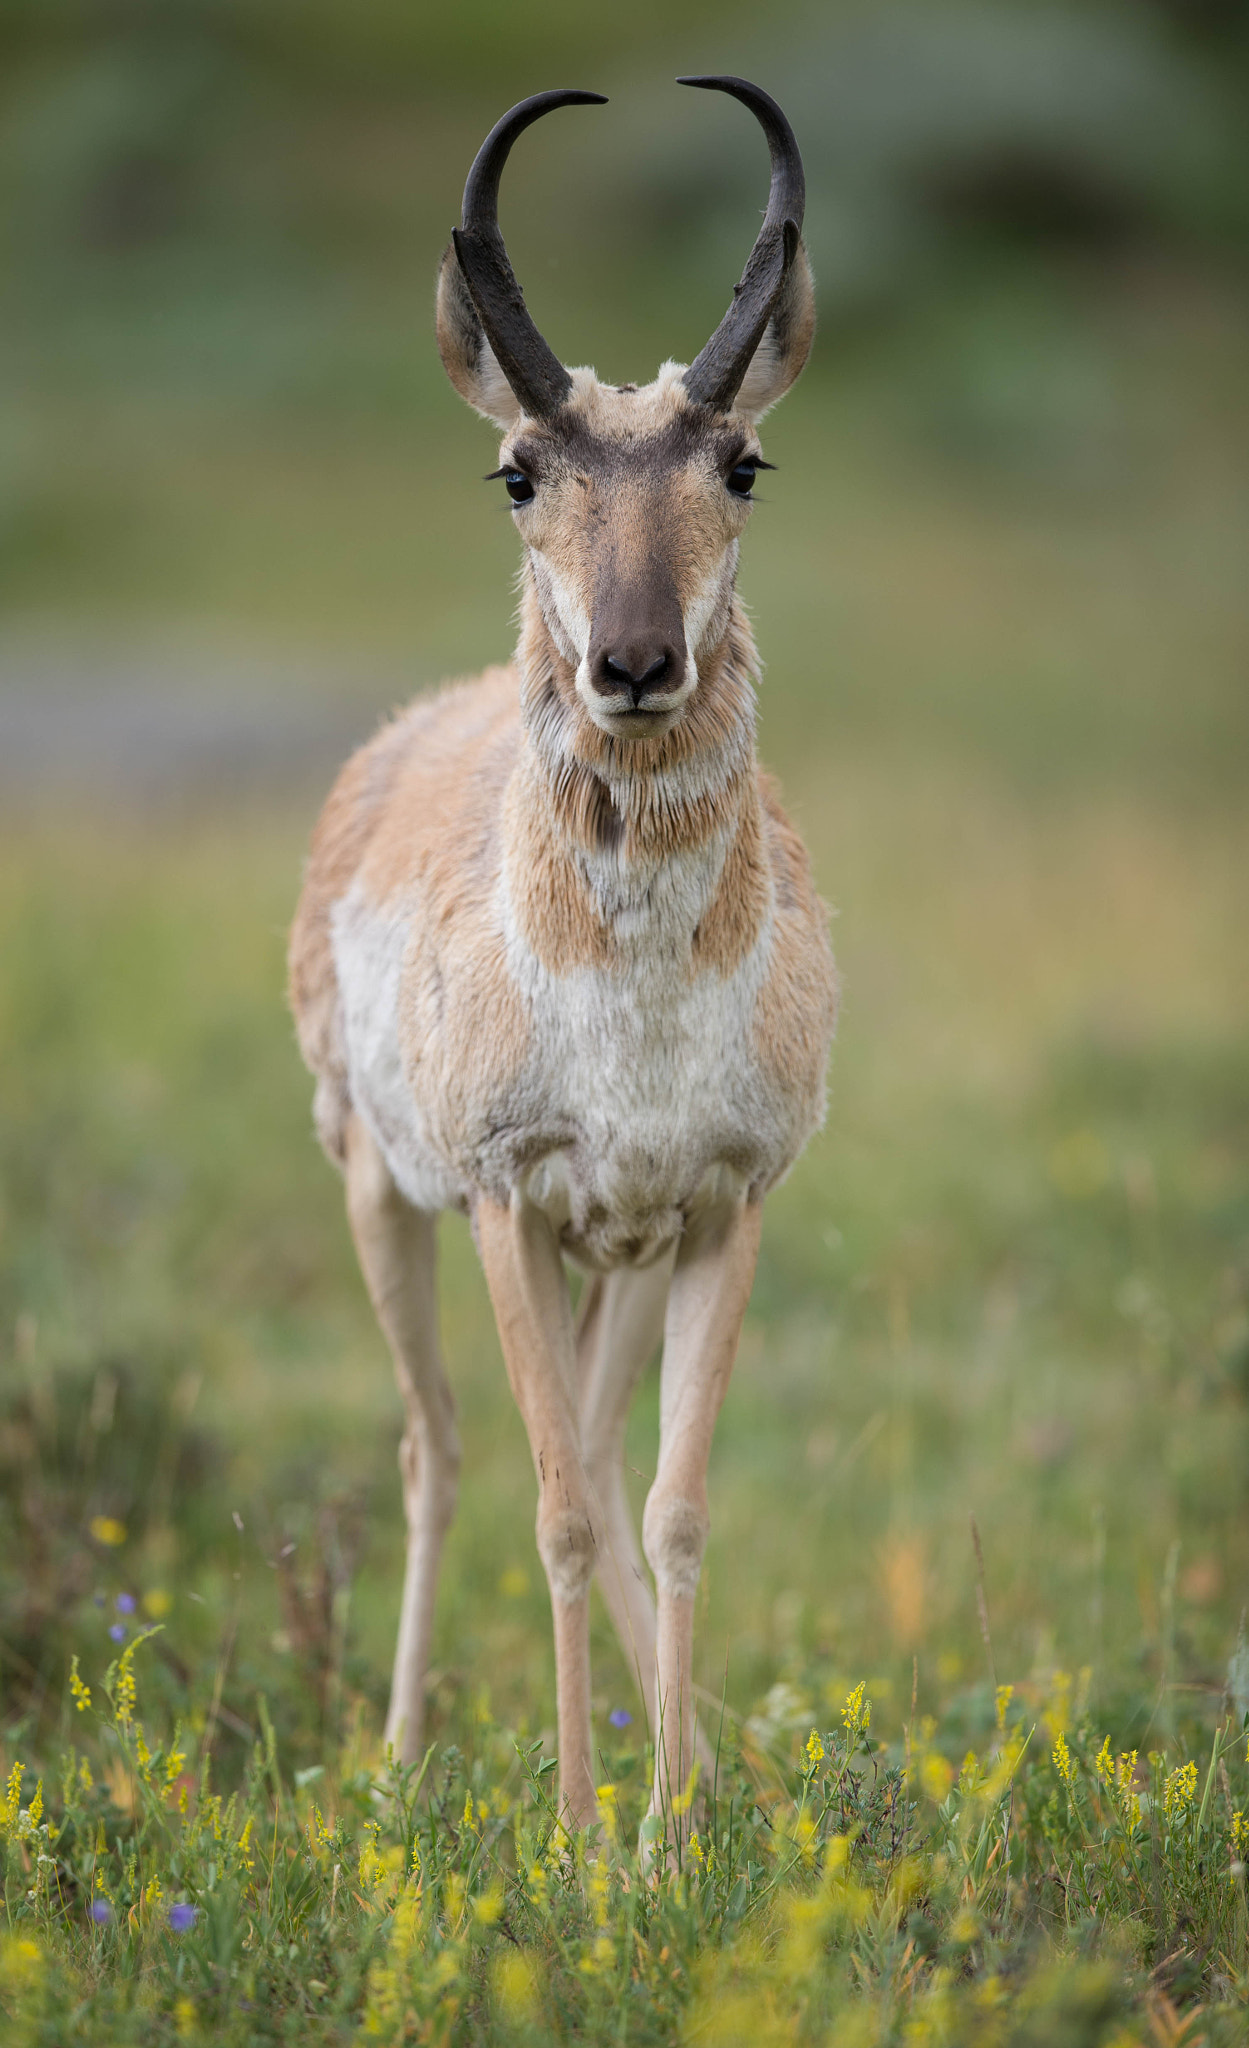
left=485, top=467, right=535, bottom=505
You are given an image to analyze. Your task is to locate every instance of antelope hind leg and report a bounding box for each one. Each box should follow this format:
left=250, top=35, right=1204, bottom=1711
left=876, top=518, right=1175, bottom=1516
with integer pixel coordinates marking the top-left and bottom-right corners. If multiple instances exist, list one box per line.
left=575, top=1260, right=669, bottom=1733
left=575, top=1256, right=718, bottom=1783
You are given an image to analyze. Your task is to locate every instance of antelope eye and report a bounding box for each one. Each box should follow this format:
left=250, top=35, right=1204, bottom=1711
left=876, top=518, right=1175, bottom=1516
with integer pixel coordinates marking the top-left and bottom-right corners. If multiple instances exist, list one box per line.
left=504, top=470, right=535, bottom=505
left=726, top=461, right=758, bottom=498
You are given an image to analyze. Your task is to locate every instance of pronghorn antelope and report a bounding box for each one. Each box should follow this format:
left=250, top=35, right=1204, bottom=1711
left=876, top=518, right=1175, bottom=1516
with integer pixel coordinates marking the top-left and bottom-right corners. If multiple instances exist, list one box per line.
left=288, top=76, right=837, bottom=1842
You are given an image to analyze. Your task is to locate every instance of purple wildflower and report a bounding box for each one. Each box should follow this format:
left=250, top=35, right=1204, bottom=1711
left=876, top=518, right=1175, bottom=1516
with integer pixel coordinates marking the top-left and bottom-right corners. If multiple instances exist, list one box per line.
left=115, top=1592, right=137, bottom=1615
left=168, top=1903, right=198, bottom=1934
left=108, top=1622, right=127, bottom=1643
left=608, top=1707, right=633, bottom=1731
left=91, top=1899, right=113, bottom=1924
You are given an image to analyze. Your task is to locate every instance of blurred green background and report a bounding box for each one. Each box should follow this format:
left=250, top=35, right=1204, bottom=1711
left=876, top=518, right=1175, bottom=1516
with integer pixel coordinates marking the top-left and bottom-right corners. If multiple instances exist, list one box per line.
left=1, top=0, right=1247, bottom=1778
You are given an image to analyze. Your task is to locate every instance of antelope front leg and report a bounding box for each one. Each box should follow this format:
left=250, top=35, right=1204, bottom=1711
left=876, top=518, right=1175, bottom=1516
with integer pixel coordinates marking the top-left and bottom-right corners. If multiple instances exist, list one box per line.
left=476, top=1194, right=600, bottom=1835
left=643, top=1197, right=762, bottom=1852
left=344, top=1115, right=460, bottom=1766
left=575, top=1258, right=672, bottom=1734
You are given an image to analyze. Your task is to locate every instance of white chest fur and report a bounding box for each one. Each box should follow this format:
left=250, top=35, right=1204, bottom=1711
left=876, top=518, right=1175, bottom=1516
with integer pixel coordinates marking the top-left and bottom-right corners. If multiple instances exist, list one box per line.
left=498, top=835, right=776, bottom=1263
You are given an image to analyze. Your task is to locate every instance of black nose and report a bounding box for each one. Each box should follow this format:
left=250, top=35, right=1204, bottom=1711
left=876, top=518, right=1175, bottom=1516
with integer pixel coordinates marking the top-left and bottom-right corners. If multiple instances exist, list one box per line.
left=588, top=638, right=685, bottom=706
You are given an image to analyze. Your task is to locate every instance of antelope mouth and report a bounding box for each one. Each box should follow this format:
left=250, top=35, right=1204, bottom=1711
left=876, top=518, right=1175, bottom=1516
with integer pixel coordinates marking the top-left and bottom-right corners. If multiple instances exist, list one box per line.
left=585, top=697, right=688, bottom=740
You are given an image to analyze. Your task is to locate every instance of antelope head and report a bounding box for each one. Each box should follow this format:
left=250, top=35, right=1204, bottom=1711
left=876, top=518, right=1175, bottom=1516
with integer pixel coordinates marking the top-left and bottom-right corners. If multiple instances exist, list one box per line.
left=435, top=79, right=815, bottom=743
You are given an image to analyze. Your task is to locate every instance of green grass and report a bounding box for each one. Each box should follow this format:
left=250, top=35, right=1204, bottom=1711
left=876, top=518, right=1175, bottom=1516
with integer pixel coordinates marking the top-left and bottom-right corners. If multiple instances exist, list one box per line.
left=6, top=1639, right=1249, bottom=2046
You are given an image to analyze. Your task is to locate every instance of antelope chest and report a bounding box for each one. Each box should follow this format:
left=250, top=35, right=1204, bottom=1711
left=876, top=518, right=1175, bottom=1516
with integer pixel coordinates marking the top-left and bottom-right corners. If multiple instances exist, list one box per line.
left=332, top=851, right=803, bottom=1269
left=504, top=932, right=776, bottom=1267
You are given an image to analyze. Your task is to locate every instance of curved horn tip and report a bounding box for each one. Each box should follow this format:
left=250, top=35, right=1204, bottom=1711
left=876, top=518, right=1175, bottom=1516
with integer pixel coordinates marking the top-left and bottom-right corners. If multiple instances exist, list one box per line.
left=454, top=88, right=607, bottom=421
left=503, top=88, right=608, bottom=117
left=676, top=74, right=780, bottom=101
left=676, top=75, right=806, bottom=416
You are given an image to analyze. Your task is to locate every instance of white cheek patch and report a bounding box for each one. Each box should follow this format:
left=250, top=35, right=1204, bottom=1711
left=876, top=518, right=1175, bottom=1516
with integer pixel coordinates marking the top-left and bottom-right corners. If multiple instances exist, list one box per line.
left=531, top=553, right=591, bottom=669
left=681, top=547, right=738, bottom=687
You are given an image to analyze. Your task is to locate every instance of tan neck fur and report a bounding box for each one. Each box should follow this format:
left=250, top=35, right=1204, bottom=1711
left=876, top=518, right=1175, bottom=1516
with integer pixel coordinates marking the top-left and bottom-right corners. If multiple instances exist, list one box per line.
left=518, top=567, right=759, bottom=845
left=501, top=570, right=771, bottom=977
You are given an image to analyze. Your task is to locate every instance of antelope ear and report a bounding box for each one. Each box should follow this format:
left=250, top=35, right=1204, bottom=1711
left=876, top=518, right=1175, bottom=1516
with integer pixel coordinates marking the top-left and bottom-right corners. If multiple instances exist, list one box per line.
left=435, top=241, right=524, bottom=429
left=731, top=236, right=816, bottom=422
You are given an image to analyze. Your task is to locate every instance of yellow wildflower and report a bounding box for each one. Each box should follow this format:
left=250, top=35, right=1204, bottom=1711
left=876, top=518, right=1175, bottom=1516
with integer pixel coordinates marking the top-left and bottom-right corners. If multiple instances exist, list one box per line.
left=1053, top=1732, right=1076, bottom=1788
left=89, top=1516, right=127, bottom=1547
left=2, top=1761, right=22, bottom=1834
left=70, top=1657, right=92, bottom=1714
left=671, top=1762, right=700, bottom=1818
left=805, top=1729, right=825, bottom=1765
left=842, top=1681, right=871, bottom=1741
left=995, top=1684, right=1014, bottom=1731
left=585, top=1859, right=610, bottom=1933
left=110, top=1638, right=139, bottom=1729
left=237, top=1816, right=256, bottom=1874
left=596, top=1782, right=619, bottom=1842
left=1164, top=1760, right=1198, bottom=1819
left=164, top=1732, right=187, bottom=1793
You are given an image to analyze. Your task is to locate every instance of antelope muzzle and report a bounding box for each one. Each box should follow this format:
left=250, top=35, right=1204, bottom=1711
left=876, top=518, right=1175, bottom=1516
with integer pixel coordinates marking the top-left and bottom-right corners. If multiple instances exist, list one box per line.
left=584, top=562, right=689, bottom=725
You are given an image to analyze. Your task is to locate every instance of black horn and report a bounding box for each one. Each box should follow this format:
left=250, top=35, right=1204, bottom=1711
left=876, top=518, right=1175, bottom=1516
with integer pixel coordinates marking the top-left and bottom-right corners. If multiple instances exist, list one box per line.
left=677, top=76, right=806, bottom=414
left=453, top=89, right=607, bottom=421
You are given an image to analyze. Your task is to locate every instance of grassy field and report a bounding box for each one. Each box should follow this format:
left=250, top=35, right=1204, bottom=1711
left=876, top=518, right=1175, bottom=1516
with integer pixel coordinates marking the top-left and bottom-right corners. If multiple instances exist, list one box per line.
left=3, top=79, right=1249, bottom=2044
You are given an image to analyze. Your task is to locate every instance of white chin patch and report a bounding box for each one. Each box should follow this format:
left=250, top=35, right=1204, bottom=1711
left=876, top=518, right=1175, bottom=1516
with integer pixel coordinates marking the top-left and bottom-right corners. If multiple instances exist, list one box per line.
left=575, top=658, right=696, bottom=738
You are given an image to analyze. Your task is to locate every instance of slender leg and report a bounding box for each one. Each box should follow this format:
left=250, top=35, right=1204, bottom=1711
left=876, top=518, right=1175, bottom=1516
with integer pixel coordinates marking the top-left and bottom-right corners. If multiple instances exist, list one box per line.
left=642, top=1198, right=762, bottom=1850
left=575, top=1258, right=672, bottom=1733
left=476, top=1194, right=600, bottom=1833
left=344, top=1114, right=460, bottom=1765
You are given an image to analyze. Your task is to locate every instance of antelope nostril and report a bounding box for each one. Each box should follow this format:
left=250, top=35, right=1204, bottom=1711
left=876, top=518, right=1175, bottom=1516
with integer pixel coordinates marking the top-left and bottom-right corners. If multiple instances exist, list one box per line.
left=596, top=648, right=676, bottom=697
left=603, top=653, right=667, bottom=687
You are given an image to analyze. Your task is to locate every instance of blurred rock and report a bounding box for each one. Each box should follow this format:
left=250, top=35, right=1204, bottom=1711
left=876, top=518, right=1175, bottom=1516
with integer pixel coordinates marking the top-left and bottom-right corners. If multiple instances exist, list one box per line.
left=0, top=638, right=393, bottom=812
